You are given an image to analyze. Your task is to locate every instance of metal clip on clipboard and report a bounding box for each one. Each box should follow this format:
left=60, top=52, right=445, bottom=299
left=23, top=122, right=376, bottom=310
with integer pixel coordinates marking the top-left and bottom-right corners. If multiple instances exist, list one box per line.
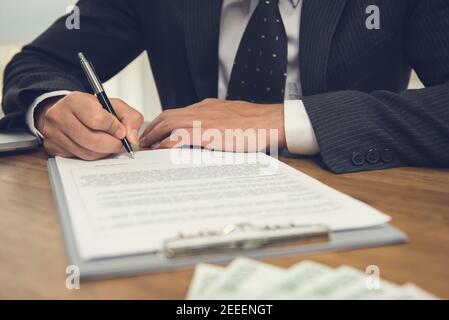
left=163, top=223, right=330, bottom=258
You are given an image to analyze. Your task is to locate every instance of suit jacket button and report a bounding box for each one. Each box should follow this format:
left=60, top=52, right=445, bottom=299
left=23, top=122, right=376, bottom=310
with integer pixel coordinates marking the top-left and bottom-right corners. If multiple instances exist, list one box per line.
left=381, top=148, right=394, bottom=163
left=352, top=151, right=365, bottom=166
left=366, top=148, right=380, bottom=164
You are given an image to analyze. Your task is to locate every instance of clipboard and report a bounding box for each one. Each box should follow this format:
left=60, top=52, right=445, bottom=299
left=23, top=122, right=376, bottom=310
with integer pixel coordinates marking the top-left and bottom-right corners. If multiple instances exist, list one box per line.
left=48, top=159, right=408, bottom=281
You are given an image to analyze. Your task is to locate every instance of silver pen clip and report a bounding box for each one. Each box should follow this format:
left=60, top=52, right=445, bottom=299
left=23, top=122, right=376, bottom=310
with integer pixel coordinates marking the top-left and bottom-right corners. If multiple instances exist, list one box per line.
left=78, top=52, right=104, bottom=95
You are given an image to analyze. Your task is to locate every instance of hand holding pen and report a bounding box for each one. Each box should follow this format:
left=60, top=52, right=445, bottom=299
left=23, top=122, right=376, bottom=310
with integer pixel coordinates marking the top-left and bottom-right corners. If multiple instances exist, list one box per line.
left=79, top=52, right=136, bottom=158
left=34, top=55, right=143, bottom=160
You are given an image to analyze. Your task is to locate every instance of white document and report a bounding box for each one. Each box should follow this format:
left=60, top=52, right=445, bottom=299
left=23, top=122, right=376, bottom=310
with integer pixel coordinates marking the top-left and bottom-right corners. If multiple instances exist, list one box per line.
left=55, top=149, right=390, bottom=260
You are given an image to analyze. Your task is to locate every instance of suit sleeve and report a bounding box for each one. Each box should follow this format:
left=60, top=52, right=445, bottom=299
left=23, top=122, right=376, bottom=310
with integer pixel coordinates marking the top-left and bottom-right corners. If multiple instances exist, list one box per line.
left=302, top=0, right=449, bottom=173
left=1, top=0, right=144, bottom=131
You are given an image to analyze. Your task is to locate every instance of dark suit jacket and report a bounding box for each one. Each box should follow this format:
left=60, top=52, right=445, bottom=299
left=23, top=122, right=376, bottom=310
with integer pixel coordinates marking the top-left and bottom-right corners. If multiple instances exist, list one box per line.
left=2, top=0, right=449, bottom=173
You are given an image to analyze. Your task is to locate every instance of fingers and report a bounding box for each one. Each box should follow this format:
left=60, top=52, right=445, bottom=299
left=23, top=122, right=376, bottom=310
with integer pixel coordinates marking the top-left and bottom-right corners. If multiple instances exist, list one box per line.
left=43, top=131, right=110, bottom=161
left=110, top=99, right=144, bottom=144
left=43, top=141, right=72, bottom=158
left=40, top=91, right=142, bottom=160
left=140, top=106, right=196, bottom=138
left=60, top=114, right=124, bottom=154
left=69, top=99, right=127, bottom=140
left=57, top=132, right=110, bottom=160
left=139, top=99, right=222, bottom=148
left=154, top=128, right=195, bottom=150
left=139, top=109, right=197, bottom=148
left=154, top=128, right=221, bottom=151
left=138, top=98, right=283, bottom=153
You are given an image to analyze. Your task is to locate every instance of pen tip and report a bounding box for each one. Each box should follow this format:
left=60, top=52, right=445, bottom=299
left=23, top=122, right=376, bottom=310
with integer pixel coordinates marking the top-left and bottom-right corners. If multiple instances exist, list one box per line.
left=78, top=52, right=85, bottom=60
left=130, top=151, right=135, bottom=159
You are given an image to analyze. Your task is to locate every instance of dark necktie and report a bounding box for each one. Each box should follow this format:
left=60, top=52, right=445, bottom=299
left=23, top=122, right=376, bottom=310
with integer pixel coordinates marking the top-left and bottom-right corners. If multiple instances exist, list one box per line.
left=227, top=0, right=288, bottom=104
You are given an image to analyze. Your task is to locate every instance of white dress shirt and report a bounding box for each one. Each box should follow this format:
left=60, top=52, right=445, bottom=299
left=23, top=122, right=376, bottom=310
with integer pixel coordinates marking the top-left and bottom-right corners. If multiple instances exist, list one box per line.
left=27, top=0, right=319, bottom=155
left=218, top=0, right=318, bottom=155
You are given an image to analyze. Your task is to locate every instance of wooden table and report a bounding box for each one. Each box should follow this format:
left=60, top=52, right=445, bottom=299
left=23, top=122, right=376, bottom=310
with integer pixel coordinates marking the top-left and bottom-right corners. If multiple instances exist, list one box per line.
left=0, top=150, right=448, bottom=299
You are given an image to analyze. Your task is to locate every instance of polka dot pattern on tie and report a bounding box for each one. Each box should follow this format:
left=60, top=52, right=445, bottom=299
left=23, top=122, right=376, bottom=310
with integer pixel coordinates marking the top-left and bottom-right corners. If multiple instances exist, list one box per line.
left=227, top=0, right=288, bottom=104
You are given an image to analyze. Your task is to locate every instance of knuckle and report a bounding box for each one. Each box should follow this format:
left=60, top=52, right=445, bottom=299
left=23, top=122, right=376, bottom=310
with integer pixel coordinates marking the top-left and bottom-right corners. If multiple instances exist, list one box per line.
left=202, top=98, right=216, bottom=104
left=61, top=94, right=74, bottom=105
left=108, top=117, right=121, bottom=133
left=111, top=98, right=124, bottom=104
left=135, top=112, right=144, bottom=124
left=65, top=91, right=83, bottom=103
left=159, top=110, right=171, bottom=121
left=110, top=98, right=126, bottom=110
left=189, top=104, right=201, bottom=111
left=90, top=113, right=106, bottom=128
left=45, top=107, right=59, bottom=122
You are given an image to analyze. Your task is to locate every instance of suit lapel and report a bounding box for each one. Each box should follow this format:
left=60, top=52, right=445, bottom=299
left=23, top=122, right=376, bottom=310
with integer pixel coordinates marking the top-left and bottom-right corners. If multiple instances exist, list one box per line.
left=184, top=0, right=223, bottom=100
left=300, top=0, right=348, bottom=96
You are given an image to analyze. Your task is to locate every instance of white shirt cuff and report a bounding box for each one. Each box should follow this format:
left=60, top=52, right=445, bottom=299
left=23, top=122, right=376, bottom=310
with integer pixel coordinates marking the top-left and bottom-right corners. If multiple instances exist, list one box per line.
left=284, top=99, right=319, bottom=155
left=26, top=90, right=71, bottom=141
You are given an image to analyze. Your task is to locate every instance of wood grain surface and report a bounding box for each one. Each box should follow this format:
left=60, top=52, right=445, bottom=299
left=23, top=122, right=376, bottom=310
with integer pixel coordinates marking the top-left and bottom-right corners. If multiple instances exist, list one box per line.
left=0, top=150, right=448, bottom=299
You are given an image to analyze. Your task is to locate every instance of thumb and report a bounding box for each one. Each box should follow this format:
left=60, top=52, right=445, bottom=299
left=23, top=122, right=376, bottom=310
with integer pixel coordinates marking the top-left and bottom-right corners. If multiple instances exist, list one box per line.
left=110, top=99, right=144, bottom=144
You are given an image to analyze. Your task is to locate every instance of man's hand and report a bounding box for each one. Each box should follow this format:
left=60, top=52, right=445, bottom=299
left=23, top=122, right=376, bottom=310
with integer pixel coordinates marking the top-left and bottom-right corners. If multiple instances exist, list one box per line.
left=37, top=91, right=143, bottom=160
left=139, top=99, right=286, bottom=152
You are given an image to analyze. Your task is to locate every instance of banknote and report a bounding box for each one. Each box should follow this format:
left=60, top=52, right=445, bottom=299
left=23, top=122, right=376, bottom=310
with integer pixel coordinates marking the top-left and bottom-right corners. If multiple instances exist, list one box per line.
left=186, top=258, right=440, bottom=300
left=395, top=283, right=439, bottom=300
left=290, top=266, right=367, bottom=299
left=256, top=261, right=333, bottom=299
left=361, top=283, right=439, bottom=300
left=186, top=264, right=224, bottom=300
left=202, top=257, right=286, bottom=300
left=339, top=277, right=400, bottom=300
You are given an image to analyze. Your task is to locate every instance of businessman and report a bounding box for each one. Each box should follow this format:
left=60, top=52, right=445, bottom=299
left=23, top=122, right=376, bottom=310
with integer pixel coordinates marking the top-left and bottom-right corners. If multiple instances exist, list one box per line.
left=2, top=0, right=449, bottom=173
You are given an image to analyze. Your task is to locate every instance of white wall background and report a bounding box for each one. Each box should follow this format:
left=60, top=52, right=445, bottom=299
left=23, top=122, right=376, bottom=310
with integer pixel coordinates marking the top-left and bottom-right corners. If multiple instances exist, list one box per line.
left=0, top=0, right=162, bottom=120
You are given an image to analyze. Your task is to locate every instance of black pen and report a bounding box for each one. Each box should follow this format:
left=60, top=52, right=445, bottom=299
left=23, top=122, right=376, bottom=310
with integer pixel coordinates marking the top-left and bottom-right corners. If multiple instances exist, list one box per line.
left=78, top=52, right=135, bottom=159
